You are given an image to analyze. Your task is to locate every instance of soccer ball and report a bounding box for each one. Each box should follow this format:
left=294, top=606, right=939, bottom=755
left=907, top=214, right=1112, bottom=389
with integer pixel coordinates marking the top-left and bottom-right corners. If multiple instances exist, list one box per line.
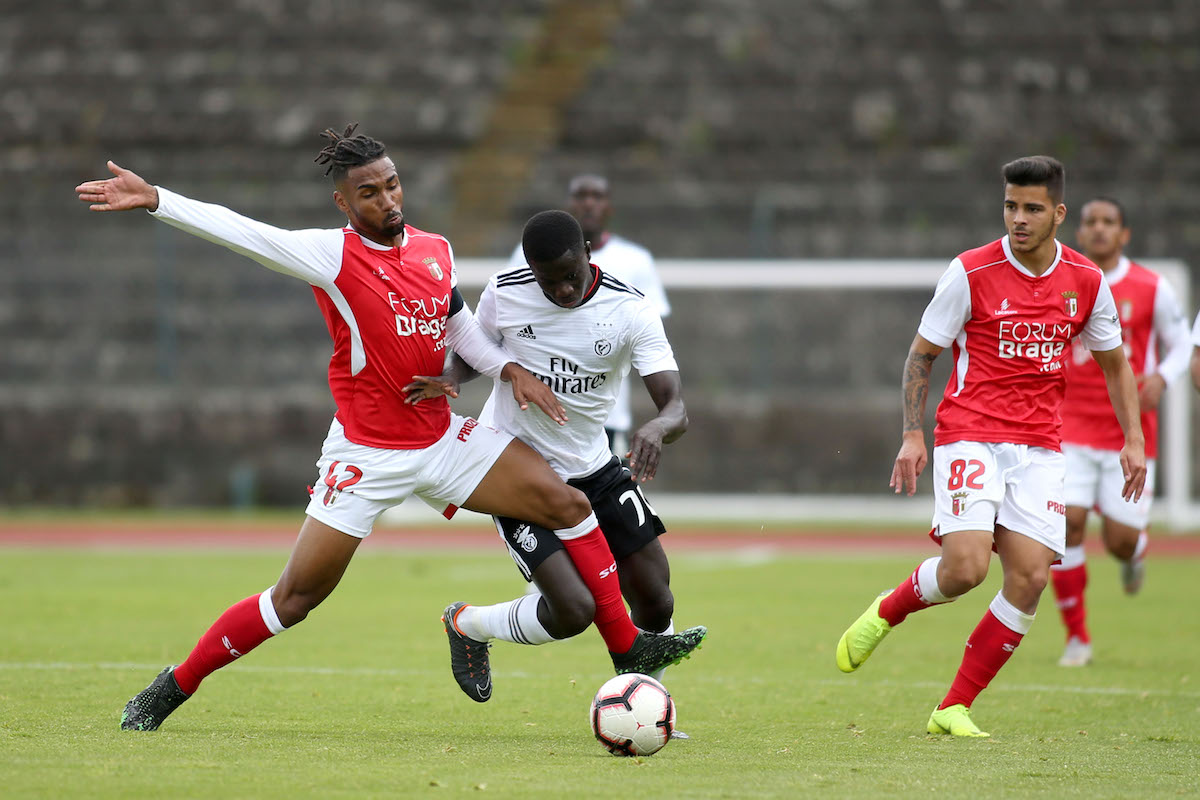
left=589, top=673, right=676, bottom=756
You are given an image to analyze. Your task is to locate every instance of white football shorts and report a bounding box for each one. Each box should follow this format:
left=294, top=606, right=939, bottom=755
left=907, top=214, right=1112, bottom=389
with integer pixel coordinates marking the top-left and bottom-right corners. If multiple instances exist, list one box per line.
left=931, top=441, right=1066, bottom=557
left=304, top=414, right=514, bottom=538
left=1062, top=443, right=1155, bottom=529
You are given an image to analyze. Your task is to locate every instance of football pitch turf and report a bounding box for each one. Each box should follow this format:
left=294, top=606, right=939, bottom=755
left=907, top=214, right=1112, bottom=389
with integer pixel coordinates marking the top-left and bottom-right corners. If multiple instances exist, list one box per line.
left=2, top=529, right=1197, bottom=799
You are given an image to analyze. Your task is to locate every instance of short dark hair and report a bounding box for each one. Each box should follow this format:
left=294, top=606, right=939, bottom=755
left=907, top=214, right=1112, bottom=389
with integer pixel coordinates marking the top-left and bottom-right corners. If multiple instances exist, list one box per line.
left=522, top=210, right=585, bottom=265
left=314, top=123, right=387, bottom=182
left=1002, top=155, right=1066, bottom=204
left=1082, top=195, right=1128, bottom=227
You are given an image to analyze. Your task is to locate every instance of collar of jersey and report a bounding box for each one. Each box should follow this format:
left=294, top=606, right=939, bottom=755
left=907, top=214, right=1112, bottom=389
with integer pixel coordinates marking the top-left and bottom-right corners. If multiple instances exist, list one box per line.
left=1002, top=234, right=1062, bottom=278
left=1104, top=255, right=1132, bottom=285
left=347, top=226, right=406, bottom=251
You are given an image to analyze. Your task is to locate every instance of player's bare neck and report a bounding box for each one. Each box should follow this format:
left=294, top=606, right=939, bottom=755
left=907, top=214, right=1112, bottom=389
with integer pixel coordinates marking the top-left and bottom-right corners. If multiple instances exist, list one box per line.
left=1089, top=252, right=1120, bottom=273
left=1014, top=244, right=1056, bottom=276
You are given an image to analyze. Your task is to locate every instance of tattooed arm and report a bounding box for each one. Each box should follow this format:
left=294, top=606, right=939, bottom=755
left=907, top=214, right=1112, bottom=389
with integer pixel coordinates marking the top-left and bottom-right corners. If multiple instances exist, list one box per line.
left=890, top=334, right=944, bottom=496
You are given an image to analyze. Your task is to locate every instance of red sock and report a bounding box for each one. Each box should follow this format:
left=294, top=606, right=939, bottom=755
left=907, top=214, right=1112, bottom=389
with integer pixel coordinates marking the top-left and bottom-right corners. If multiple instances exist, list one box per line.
left=939, top=610, right=1024, bottom=709
left=879, top=565, right=932, bottom=626
left=1050, top=564, right=1089, bottom=643
left=560, top=528, right=639, bottom=653
left=173, top=593, right=274, bottom=695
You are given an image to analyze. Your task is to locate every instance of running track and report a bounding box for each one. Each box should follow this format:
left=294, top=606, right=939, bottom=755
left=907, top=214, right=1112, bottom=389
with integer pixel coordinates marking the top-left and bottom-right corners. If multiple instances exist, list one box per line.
left=2, top=523, right=1198, bottom=555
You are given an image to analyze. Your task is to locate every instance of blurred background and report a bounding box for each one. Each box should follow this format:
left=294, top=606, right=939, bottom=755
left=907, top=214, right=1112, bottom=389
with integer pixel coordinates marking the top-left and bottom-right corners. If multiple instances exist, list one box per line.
left=2, top=0, right=1198, bottom=525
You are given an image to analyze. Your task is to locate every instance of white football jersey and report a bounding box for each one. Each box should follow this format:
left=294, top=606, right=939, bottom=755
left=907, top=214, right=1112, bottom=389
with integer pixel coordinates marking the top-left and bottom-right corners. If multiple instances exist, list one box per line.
left=476, top=265, right=678, bottom=479
left=508, top=233, right=668, bottom=432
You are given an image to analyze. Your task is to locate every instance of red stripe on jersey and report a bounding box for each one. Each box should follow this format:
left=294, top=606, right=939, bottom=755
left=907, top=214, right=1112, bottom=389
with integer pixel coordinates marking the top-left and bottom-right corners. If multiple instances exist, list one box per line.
left=1061, top=261, right=1162, bottom=457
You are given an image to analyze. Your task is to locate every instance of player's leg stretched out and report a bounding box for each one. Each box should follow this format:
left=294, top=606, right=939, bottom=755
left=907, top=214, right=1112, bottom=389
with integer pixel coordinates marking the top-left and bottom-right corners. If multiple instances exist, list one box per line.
left=121, top=515, right=360, bottom=731
left=440, top=441, right=705, bottom=703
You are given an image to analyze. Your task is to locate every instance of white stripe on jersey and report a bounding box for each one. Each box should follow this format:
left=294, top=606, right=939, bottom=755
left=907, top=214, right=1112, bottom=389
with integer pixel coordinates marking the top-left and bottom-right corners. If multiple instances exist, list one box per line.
left=475, top=268, right=677, bottom=479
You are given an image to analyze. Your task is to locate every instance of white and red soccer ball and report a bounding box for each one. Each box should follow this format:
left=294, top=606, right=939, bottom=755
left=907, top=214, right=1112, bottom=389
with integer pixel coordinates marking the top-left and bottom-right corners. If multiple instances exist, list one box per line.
left=589, top=673, right=676, bottom=756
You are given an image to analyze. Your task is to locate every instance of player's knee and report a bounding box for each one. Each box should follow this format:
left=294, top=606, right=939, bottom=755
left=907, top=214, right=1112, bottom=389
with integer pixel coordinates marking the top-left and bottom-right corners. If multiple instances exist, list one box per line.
left=546, top=591, right=595, bottom=638
left=542, top=485, right=593, bottom=531
left=631, top=587, right=674, bottom=633
left=270, top=586, right=322, bottom=628
left=939, top=557, right=989, bottom=595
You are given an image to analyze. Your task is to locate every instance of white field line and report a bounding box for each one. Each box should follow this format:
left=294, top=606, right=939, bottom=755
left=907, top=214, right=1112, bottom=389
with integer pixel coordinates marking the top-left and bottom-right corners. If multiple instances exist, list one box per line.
left=1, top=661, right=1196, bottom=699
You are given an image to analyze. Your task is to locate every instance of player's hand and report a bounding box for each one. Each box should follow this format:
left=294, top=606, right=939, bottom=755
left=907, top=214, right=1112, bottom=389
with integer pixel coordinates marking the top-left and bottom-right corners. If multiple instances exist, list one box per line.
left=75, top=161, right=159, bottom=212
left=1118, top=440, right=1147, bottom=502
left=628, top=422, right=667, bottom=482
left=500, top=363, right=566, bottom=424
left=1138, top=373, right=1166, bottom=410
left=890, top=431, right=927, bottom=496
left=403, top=374, right=460, bottom=404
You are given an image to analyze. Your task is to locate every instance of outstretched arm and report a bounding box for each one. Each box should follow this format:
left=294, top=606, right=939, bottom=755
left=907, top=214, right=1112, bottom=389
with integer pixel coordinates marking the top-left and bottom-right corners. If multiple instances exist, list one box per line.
left=628, top=370, right=687, bottom=482
left=890, top=334, right=943, bottom=496
left=1092, top=345, right=1147, bottom=501
left=76, top=161, right=342, bottom=284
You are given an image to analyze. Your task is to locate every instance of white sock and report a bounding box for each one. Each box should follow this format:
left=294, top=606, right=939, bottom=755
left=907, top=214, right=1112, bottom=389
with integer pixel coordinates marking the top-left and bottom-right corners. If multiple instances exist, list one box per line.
left=1127, top=531, right=1148, bottom=561
left=455, top=594, right=555, bottom=645
left=1053, top=545, right=1086, bottom=571
left=990, top=591, right=1036, bottom=635
left=646, top=620, right=674, bottom=683
left=915, top=556, right=953, bottom=603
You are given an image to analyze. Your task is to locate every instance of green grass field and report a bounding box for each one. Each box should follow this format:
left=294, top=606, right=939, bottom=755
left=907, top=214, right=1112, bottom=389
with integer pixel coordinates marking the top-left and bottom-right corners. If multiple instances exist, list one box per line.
left=2, top=539, right=1197, bottom=799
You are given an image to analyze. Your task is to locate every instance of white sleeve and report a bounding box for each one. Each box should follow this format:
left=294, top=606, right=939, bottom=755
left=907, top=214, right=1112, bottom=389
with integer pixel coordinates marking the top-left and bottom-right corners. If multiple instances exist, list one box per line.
left=474, top=281, right=502, bottom=344
left=445, top=300, right=511, bottom=379
left=629, top=302, right=678, bottom=376
left=916, top=260, right=971, bottom=347
left=1151, top=278, right=1192, bottom=384
left=637, top=251, right=670, bottom=318
left=506, top=242, right=527, bottom=269
left=1079, top=279, right=1124, bottom=351
left=1193, top=311, right=1200, bottom=347
left=150, top=187, right=342, bottom=286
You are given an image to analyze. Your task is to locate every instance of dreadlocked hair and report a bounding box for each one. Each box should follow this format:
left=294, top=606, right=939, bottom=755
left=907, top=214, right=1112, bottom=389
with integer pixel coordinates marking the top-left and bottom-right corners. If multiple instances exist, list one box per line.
left=314, top=123, right=387, bottom=180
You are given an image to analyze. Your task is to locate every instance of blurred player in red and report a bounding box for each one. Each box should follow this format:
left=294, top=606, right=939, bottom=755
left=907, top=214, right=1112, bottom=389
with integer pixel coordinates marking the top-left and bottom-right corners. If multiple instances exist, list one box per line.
left=1051, top=197, right=1192, bottom=667
left=75, top=125, right=703, bottom=731
left=835, top=156, right=1146, bottom=737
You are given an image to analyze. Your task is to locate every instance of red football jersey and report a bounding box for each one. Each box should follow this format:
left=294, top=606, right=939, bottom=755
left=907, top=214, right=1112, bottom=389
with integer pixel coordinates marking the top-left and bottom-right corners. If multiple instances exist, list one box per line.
left=918, top=237, right=1122, bottom=451
left=151, top=188, right=459, bottom=450
left=312, top=226, right=455, bottom=449
left=1061, top=258, right=1177, bottom=458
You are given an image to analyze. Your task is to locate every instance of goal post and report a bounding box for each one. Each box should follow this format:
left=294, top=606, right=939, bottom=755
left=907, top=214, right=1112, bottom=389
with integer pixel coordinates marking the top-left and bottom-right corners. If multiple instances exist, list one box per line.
left=383, top=258, right=1195, bottom=531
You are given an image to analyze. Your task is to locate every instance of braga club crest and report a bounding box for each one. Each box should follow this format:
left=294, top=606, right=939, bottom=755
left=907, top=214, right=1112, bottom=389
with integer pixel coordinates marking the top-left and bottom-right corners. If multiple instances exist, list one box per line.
left=423, top=256, right=443, bottom=281
left=1062, top=290, right=1078, bottom=317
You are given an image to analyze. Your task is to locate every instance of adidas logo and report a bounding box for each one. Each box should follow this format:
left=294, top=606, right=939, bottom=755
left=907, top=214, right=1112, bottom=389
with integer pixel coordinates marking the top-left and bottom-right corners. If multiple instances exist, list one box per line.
left=516, top=325, right=536, bottom=339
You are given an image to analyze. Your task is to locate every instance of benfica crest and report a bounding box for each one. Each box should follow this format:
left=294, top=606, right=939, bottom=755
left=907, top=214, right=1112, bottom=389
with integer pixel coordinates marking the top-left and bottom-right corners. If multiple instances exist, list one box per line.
left=951, top=492, right=968, bottom=516
left=1062, top=290, right=1078, bottom=317
left=423, top=256, right=444, bottom=281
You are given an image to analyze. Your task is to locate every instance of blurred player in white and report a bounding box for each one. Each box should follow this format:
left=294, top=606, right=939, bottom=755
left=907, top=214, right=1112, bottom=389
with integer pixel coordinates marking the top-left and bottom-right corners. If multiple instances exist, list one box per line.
left=509, top=174, right=669, bottom=459
left=75, top=125, right=702, bottom=731
left=835, top=156, right=1146, bottom=737
left=1191, top=312, right=1200, bottom=391
left=1051, top=197, right=1191, bottom=667
left=415, top=211, right=701, bottom=721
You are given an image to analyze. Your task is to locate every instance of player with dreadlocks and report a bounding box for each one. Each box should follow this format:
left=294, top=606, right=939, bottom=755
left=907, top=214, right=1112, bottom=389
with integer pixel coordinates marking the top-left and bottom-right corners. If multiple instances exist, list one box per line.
left=75, top=124, right=706, bottom=731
